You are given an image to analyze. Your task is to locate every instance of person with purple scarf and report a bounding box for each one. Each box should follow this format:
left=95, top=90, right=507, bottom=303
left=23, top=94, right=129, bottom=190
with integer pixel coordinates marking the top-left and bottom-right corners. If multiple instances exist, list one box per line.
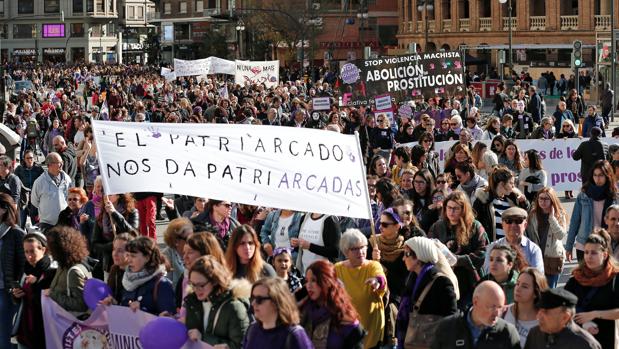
left=191, top=199, right=239, bottom=249
left=300, top=260, right=365, bottom=349
left=396, top=237, right=458, bottom=349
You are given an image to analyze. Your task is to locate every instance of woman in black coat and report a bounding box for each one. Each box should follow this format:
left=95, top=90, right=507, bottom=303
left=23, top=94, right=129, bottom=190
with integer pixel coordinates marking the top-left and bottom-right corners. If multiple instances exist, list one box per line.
left=396, top=236, right=458, bottom=348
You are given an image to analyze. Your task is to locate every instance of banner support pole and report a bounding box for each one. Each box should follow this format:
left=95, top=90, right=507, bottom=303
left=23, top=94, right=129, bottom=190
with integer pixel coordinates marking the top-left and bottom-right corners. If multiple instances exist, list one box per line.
left=354, top=131, right=378, bottom=249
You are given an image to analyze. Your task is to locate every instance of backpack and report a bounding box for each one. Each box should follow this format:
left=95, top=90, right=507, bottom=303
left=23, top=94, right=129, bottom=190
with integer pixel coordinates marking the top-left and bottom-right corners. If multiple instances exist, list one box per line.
left=1, top=175, right=30, bottom=209
left=26, top=119, right=38, bottom=138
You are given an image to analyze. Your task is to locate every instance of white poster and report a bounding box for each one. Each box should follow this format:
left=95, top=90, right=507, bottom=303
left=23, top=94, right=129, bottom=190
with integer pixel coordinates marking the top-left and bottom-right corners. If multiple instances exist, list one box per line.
left=400, top=138, right=619, bottom=191
left=208, top=57, right=236, bottom=75
left=234, top=60, right=279, bottom=88
left=93, top=121, right=370, bottom=219
left=174, top=58, right=211, bottom=77
left=374, top=94, right=392, bottom=111
left=312, top=97, right=331, bottom=111
left=160, top=67, right=177, bottom=81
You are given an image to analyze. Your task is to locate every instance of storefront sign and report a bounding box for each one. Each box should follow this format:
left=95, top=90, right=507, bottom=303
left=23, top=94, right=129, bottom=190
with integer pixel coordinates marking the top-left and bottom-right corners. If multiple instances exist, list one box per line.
left=13, top=49, right=36, bottom=56
left=43, top=48, right=65, bottom=55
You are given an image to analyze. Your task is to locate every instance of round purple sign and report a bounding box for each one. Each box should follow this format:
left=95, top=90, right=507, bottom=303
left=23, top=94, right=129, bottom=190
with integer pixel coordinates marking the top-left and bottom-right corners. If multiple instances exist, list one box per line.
left=341, top=63, right=360, bottom=84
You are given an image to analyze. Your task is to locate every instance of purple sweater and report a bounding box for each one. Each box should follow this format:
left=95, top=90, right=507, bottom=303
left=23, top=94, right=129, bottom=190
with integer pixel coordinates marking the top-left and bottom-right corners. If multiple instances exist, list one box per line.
left=242, top=323, right=314, bottom=349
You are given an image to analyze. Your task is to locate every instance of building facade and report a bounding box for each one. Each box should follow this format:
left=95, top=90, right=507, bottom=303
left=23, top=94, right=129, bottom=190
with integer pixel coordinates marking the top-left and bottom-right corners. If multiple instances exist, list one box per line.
left=0, top=0, right=128, bottom=64
left=118, top=0, right=156, bottom=64
left=395, top=0, right=619, bottom=78
left=153, top=0, right=233, bottom=63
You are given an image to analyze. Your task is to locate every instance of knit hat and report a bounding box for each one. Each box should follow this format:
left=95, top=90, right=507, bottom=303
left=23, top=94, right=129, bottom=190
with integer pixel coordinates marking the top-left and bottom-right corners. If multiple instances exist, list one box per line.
left=404, top=237, right=439, bottom=264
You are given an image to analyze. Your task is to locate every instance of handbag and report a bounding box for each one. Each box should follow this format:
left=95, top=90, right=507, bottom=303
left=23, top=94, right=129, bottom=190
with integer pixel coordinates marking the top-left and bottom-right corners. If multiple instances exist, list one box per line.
left=543, top=256, right=563, bottom=275
left=403, top=273, right=444, bottom=349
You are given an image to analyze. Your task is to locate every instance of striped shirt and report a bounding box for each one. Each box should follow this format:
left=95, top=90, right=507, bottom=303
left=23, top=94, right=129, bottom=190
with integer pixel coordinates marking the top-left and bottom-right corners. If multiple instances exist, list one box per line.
left=493, top=197, right=511, bottom=238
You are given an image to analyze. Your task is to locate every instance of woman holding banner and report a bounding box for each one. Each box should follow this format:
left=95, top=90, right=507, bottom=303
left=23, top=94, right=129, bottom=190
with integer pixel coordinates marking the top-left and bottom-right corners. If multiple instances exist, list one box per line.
left=91, top=192, right=139, bottom=279
left=185, top=256, right=250, bottom=349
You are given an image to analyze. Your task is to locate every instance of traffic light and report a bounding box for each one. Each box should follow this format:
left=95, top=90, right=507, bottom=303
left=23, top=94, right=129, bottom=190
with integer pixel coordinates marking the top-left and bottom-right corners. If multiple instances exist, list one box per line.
left=572, top=40, right=582, bottom=68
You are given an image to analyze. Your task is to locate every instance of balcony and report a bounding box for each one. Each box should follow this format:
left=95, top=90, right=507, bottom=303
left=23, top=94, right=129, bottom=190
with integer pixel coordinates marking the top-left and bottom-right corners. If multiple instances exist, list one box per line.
left=502, top=17, right=516, bottom=31
left=442, top=19, right=451, bottom=32
left=146, top=11, right=159, bottom=21
left=479, top=17, right=491, bottom=31
left=416, top=21, right=422, bottom=32
left=560, top=15, right=578, bottom=30
left=428, top=20, right=435, bottom=32
left=203, top=8, right=220, bottom=16
left=407, top=21, right=413, bottom=32
left=595, top=15, right=611, bottom=31
left=529, top=16, right=545, bottom=30
left=459, top=18, right=470, bottom=32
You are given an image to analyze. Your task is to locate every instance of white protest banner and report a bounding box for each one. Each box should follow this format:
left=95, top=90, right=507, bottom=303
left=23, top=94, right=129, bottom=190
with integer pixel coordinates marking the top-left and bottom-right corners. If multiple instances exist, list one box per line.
left=209, top=57, right=236, bottom=75
left=161, top=67, right=177, bottom=81
left=374, top=94, right=392, bottom=111
left=107, top=305, right=211, bottom=349
left=174, top=58, right=211, bottom=77
left=400, top=138, right=619, bottom=191
left=312, top=97, right=331, bottom=111
left=235, top=60, right=279, bottom=88
left=42, top=295, right=111, bottom=349
left=93, top=121, right=370, bottom=219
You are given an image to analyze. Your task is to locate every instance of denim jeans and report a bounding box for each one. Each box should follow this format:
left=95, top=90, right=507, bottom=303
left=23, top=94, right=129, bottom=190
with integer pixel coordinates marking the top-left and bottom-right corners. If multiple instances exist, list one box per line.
left=0, top=288, right=17, bottom=348
left=546, top=274, right=560, bottom=288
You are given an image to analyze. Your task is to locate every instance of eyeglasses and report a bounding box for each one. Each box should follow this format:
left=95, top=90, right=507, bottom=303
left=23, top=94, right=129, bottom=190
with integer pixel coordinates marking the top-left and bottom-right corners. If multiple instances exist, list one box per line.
left=538, top=196, right=551, bottom=202
left=349, top=245, right=367, bottom=253
left=503, top=217, right=525, bottom=225
left=219, top=203, right=232, bottom=208
left=450, top=123, right=457, bottom=126
left=380, top=221, right=396, bottom=228
left=250, top=295, right=272, bottom=305
left=377, top=119, right=385, bottom=122
left=563, top=125, right=571, bottom=128
left=445, top=205, right=462, bottom=212
left=436, top=180, right=446, bottom=184
left=367, top=184, right=376, bottom=189
left=67, top=198, right=80, bottom=202
left=422, top=139, right=432, bottom=143
left=400, top=210, right=412, bottom=216
left=433, top=196, right=444, bottom=202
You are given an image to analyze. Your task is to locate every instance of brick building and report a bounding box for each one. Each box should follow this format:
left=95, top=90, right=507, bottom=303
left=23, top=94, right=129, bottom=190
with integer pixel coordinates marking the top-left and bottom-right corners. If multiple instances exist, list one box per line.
left=395, top=0, right=618, bottom=80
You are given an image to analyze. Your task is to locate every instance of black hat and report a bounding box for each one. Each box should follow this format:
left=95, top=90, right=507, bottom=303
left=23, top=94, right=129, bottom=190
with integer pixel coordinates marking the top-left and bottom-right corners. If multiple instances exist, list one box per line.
left=535, top=288, right=578, bottom=309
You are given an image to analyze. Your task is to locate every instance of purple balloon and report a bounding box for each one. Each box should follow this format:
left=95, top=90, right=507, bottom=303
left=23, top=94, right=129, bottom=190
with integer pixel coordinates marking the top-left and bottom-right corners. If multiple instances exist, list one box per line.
left=83, top=278, right=112, bottom=310
left=139, top=317, right=188, bottom=349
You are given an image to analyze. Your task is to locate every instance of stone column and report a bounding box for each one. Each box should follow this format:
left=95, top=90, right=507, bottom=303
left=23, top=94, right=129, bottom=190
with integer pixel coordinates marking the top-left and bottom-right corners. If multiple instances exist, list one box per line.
left=578, top=0, right=594, bottom=30
left=545, top=0, right=558, bottom=31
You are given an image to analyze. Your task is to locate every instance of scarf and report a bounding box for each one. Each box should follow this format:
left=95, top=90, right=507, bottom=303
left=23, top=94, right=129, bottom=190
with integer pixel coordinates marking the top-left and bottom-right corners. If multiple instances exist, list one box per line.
left=374, top=234, right=404, bottom=262
left=122, top=264, right=166, bottom=292
left=211, top=213, right=231, bottom=239
left=92, top=194, right=103, bottom=218
left=412, top=264, right=434, bottom=299
left=586, top=183, right=608, bottom=201
left=460, top=174, right=482, bottom=198
left=572, top=258, right=619, bottom=287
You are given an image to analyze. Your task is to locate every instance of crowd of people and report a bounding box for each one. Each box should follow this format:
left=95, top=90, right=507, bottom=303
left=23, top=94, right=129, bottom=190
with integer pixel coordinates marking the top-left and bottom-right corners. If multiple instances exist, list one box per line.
left=0, top=62, right=617, bottom=349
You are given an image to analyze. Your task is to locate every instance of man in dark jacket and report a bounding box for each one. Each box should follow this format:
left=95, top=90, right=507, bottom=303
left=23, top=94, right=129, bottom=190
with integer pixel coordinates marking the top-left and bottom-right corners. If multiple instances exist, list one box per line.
left=15, top=149, right=44, bottom=228
left=524, top=288, right=601, bottom=349
left=600, top=82, right=614, bottom=126
left=527, top=86, right=542, bottom=123
left=431, top=281, right=520, bottom=349
left=572, top=127, right=609, bottom=183
left=52, top=135, right=77, bottom=183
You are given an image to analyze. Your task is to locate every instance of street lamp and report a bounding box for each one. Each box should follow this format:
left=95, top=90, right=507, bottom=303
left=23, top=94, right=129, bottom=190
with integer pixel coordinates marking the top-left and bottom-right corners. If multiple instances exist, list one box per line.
left=357, top=12, right=368, bottom=58
left=499, top=0, right=513, bottom=76
left=417, top=0, right=433, bottom=52
left=235, top=20, right=245, bottom=59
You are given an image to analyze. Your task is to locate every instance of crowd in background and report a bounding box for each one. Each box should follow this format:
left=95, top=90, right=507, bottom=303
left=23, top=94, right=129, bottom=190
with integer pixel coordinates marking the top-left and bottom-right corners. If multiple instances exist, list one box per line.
left=0, top=63, right=617, bottom=349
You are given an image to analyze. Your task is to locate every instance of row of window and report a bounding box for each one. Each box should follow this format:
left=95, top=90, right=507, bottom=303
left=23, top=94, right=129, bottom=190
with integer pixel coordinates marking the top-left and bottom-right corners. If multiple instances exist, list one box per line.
left=3, top=23, right=117, bottom=39
left=163, top=0, right=217, bottom=15
left=14, top=0, right=112, bottom=14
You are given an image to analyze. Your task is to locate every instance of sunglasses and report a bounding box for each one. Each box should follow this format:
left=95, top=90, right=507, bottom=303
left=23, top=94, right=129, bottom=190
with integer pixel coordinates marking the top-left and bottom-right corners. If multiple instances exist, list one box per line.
left=436, top=180, right=446, bottom=184
left=250, top=295, right=272, bottom=305
left=380, top=221, right=396, bottom=228
left=67, top=198, right=80, bottom=202
left=219, top=203, right=232, bottom=208
left=190, top=281, right=210, bottom=289
left=503, top=217, right=525, bottom=225
left=450, top=123, right=457, bottom=126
